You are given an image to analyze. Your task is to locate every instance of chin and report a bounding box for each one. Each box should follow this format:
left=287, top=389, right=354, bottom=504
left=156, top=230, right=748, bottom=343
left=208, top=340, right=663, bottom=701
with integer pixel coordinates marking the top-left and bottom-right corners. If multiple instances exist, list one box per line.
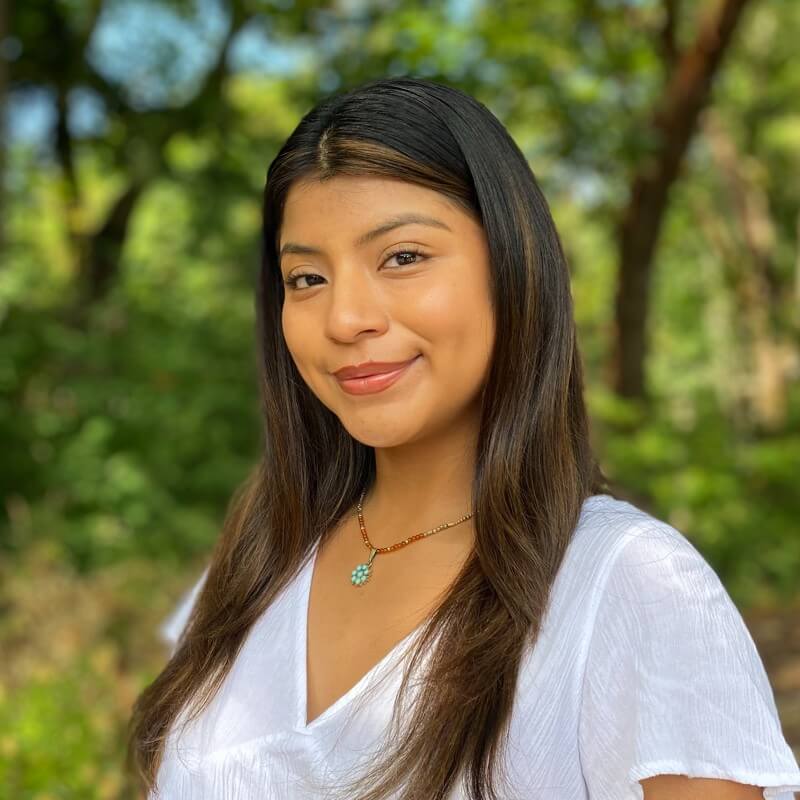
left=339, top=418, right=424, bottom=449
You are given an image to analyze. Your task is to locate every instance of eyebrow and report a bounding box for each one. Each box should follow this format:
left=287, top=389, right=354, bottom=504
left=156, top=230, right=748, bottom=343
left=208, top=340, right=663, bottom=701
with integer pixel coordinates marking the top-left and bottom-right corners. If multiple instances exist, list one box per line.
left=278, top=212, right=452, bottom=262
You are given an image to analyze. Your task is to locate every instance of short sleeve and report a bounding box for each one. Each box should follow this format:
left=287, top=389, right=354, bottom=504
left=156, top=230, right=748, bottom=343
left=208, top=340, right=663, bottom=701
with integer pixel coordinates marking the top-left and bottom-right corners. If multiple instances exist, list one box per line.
left=159, top=567, right=209, bottom=655
left=579, top=522, right=800, bottom=800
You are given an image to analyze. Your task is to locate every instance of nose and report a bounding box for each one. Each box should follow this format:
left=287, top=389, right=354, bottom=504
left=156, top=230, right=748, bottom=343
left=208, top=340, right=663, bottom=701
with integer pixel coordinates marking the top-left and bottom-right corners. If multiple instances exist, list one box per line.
left=323, top=267, right=390, bottom=343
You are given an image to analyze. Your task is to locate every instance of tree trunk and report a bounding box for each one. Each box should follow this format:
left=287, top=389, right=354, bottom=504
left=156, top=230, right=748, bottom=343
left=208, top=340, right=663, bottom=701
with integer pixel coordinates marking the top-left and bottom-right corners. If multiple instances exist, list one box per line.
left=0, top=0, right=8, bottom=252
left=81, top=182, right=145, bottom=304
left=698, top=110, right=796, bottom=430
left=610, top=0, right=755, bottom=400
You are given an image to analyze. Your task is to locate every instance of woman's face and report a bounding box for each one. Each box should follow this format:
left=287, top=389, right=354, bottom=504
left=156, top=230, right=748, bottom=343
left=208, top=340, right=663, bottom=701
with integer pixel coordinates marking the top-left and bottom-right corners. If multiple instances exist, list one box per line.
left=279, top=175, right=495, bottom=448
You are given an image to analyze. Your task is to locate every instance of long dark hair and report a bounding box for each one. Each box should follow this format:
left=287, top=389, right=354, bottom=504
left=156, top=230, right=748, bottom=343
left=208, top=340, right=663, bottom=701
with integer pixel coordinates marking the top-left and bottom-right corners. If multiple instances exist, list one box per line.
left=128, top=75, right=612, bottom=799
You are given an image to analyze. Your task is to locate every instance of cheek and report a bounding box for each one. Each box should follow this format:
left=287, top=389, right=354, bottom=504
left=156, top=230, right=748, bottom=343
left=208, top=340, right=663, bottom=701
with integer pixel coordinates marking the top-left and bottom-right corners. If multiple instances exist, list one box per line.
left=281, top=313, right=294, bottom=358
left=413, top=275, right=494, bottom=353
left=281, top=308, right=312, bottom=373
left=281, top=305, right=304, bottom=349
left=410, top=280, right=494, bottom=401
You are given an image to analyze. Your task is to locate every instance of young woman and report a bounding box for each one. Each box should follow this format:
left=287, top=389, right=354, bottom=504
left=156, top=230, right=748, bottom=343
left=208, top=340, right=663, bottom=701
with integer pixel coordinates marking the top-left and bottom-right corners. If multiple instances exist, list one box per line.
left=128, top=77, right=800, bottom=800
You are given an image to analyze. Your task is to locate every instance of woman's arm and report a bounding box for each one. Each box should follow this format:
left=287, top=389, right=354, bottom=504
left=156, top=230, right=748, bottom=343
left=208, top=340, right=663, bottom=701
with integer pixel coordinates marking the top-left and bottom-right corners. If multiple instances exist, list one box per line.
left=641, top=774, right=764, bottom=799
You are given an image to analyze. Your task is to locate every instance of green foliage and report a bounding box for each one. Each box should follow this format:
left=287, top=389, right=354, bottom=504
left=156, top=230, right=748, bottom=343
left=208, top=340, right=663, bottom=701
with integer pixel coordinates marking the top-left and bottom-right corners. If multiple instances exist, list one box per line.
left=589, top=386, right=800, bottom=607
left=0, top=540, right=191, bottom=799
left=3, top=0, right=800, bottom=792
left=1, top=248, right=260, bottom=572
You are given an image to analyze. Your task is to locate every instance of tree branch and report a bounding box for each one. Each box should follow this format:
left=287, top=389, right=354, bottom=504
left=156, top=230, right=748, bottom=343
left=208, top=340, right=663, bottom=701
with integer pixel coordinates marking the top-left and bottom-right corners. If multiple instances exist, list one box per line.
left=658, top=0, right=681, bottom=71
left=610, top=0, right=756, bottom=400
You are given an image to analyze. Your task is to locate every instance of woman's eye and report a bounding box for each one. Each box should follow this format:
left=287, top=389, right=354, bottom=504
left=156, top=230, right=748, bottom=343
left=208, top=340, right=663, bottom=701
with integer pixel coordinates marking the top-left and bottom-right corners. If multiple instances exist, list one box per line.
left=283, top=248, right=427, bottom=292
left=283, top=272, right=322, bottom=291
left=384, top=247, right=426, bottom=268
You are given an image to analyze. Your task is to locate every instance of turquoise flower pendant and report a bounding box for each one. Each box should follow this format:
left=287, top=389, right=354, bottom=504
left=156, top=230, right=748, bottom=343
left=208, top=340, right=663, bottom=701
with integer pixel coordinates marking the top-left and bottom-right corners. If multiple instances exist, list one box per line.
left=351, top=547, right=379, bottom=587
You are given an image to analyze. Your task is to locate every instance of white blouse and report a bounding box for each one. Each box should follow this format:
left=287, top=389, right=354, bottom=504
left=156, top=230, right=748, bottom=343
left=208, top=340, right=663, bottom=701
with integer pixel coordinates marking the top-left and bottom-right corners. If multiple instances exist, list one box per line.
left=152, top=493, right=800, bottom=799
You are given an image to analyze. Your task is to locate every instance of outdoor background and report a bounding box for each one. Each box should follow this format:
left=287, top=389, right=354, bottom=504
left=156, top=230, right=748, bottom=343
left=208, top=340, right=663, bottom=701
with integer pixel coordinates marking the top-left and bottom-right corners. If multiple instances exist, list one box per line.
left=1, top=0, right=799, bottom=797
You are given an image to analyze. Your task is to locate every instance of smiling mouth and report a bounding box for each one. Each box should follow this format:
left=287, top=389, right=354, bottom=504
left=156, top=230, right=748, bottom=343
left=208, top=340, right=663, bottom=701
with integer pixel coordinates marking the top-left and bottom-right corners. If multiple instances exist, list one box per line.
left=333, top=355, right=420, bottom=380
left=334, top=355, right=421, bottom=395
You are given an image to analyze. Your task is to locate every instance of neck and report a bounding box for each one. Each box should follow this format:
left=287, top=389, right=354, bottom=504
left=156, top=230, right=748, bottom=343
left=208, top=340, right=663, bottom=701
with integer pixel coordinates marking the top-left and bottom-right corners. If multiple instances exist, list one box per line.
left=360, top=418, right=479, bottom=551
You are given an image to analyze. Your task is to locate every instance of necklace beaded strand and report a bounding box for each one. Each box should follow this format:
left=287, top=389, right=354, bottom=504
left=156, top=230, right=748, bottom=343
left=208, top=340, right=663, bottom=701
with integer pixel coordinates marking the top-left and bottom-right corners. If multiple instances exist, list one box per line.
left=350, top=487, right=474, bottom=587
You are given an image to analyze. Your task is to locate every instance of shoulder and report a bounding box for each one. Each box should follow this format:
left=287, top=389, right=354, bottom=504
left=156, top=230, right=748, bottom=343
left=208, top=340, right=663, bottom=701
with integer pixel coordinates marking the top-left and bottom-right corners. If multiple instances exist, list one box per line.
left=539, top=492, right=702, bottom=648
left=574, top=492, right=692, bottom=557
left=571, top=492, right=717, bottom=597
left=575, top=498, right=800, bottom=798
left=576, top=493, right=761, bottom=674
left=557, top=492, right=711, bottom=617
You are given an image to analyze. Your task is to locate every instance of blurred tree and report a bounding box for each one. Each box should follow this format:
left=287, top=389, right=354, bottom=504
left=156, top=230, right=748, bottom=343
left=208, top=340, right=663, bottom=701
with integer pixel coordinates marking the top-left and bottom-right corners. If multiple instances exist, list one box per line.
left=697, top=109, right=797, bottom=431
left=472, top=0, right=760, bottom=402
left=612, top=0, right=756, bottom=401
left=3, top=3, right=800, bottom=790
left=10, top=0, right=250, bottom=312
left=0, top=0, right=8, bottom=250
left=10, top=0, right=338, bottom=320
left=4, top=0, right=800, bottom=591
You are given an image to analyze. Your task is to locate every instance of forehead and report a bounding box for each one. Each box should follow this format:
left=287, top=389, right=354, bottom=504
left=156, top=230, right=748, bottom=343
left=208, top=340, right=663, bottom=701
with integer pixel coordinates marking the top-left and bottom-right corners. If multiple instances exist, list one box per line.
left=279, top=176, right=466, bottom=241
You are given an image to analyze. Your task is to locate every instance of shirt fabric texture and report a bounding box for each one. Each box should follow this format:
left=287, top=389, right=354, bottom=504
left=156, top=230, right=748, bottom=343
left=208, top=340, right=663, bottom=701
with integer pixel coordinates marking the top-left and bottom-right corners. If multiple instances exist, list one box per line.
left=152, top=493, right=800, bottom=799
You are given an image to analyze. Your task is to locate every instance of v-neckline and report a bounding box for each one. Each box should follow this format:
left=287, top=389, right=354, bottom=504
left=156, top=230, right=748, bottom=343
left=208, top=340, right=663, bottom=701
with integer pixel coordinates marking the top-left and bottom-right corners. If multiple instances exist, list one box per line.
left=294, top=538, right=424, bottom=735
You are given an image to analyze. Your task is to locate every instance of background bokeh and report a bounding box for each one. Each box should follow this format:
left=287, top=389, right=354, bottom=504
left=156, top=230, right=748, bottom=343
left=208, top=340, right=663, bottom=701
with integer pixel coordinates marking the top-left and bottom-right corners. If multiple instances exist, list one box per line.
left=1, top=0, right=799, bottom=796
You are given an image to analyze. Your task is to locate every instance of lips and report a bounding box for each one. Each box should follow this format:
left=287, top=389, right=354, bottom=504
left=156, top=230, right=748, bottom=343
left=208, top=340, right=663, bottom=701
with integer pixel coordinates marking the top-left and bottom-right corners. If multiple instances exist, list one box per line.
left=333, top=356, right=419, bottom=381
left=333, top=355, right=421, bottom=396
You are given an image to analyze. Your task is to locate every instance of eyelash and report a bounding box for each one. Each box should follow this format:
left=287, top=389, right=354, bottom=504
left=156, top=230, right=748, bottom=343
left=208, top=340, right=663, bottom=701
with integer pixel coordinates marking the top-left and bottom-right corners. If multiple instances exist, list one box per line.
left=282, top=246, right=428, bottom=291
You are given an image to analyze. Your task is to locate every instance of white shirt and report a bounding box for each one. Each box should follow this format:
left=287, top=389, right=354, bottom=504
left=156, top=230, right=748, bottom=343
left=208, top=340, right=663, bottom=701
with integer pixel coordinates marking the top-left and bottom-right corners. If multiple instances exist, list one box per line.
left=152, top=493, right=800, bottom=799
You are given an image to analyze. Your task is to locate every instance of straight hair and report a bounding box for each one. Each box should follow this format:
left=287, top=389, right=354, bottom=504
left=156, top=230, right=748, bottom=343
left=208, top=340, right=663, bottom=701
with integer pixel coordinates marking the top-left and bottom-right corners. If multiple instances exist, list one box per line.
left=128, top=75, right=612, bottom=800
